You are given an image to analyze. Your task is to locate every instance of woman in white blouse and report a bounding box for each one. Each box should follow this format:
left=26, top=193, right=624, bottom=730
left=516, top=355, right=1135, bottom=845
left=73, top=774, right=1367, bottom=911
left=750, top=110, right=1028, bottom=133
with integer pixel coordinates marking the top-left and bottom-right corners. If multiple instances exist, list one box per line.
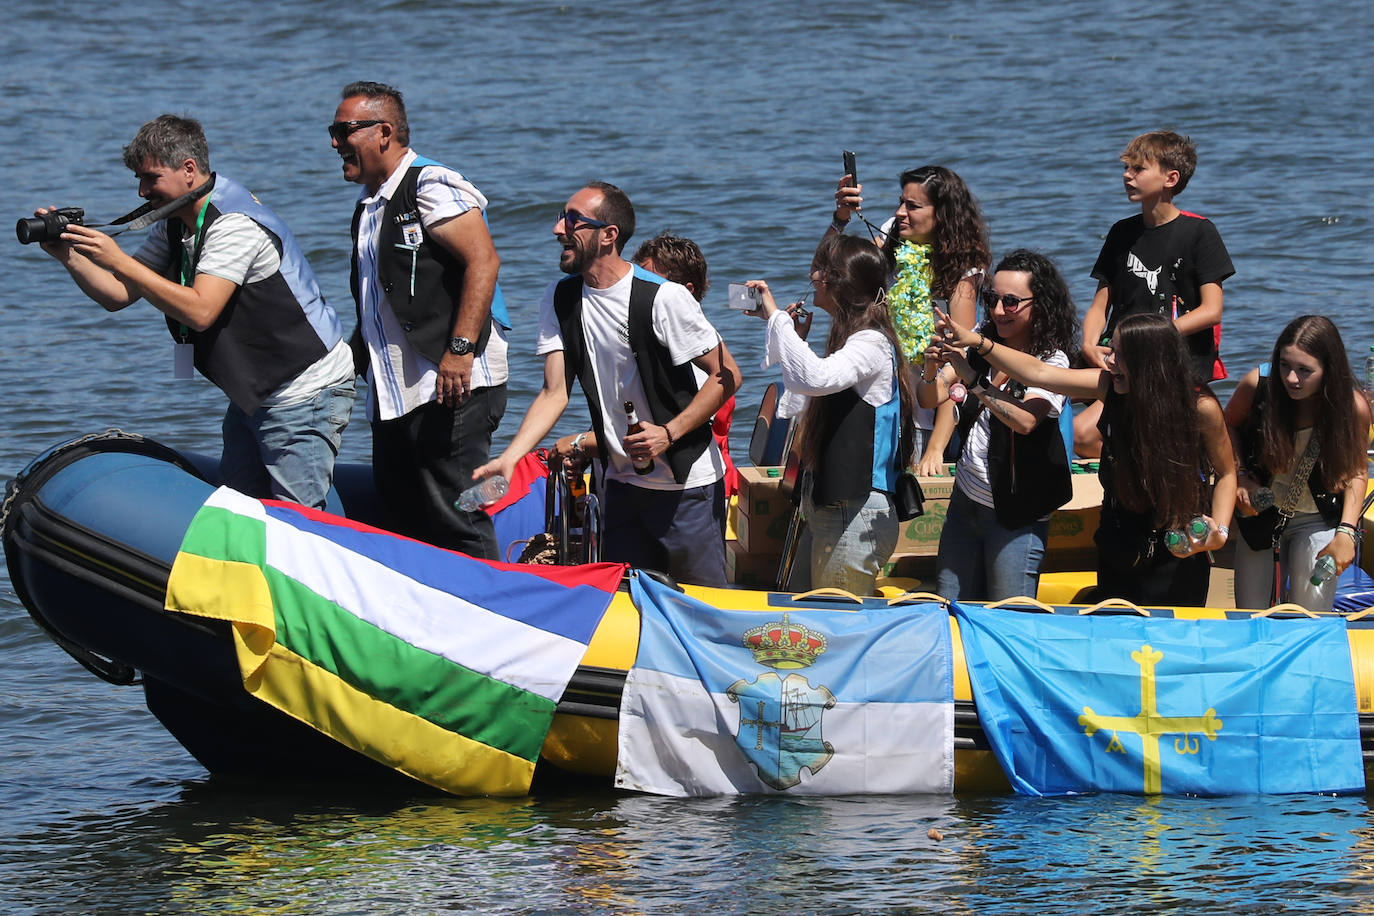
left=747, top=234, right=914, bottom=595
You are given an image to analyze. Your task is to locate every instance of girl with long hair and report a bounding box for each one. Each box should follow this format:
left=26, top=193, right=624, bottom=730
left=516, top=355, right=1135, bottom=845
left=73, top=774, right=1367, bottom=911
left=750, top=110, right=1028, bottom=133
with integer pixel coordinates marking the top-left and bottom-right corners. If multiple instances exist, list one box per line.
left=746, top=234, right=915, bottom=595
left=1225, top=315, right=1370, bottom=610
left=917, top=250, right=1078, bottom=600
left=935, top=310, right=1236, bottom=606
left=829, top=164, right=990, bottom=473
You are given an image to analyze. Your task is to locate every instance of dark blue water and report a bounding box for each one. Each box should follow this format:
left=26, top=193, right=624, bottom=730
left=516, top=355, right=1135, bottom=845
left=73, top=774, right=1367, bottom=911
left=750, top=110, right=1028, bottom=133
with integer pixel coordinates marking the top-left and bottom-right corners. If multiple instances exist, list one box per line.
left=2, top=0, right=1372, bottom=911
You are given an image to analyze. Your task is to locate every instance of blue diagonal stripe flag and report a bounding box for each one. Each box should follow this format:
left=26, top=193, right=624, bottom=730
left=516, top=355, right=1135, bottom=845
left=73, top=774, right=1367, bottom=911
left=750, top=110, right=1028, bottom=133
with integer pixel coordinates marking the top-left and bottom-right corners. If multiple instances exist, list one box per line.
left=952, top=604, right=1365, bottom=796
left=618, top=573, right=954, bottom=796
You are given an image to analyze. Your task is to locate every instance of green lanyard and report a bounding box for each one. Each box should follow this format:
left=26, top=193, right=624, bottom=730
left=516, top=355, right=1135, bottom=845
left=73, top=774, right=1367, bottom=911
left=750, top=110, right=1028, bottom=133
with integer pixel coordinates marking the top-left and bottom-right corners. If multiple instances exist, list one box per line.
left=175, top=202, right=210, bottom=341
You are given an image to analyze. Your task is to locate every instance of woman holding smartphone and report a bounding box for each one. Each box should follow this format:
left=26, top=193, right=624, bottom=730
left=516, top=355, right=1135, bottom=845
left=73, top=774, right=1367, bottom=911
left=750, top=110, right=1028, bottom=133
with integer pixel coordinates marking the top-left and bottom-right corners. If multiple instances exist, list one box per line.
left=917, top=250, right=1077, bottom=601
left=934, top=309, right=1236, bottom=607
left=829, top=162, right=990, bottom=474
left=746, top=234, right=914, bottom=596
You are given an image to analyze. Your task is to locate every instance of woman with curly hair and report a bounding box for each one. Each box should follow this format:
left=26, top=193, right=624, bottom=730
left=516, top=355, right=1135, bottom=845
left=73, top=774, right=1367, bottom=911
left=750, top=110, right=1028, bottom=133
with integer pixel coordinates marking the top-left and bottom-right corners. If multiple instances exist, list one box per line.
left=1225, top=315, right=1370, bottom=610
left=745, top=234, right=915, bottom=595
left=917, top=250, right=1078, bottom=600
left=935, top=309, right=1236, bottom=606
left=829, top=164, right=990, bottom=474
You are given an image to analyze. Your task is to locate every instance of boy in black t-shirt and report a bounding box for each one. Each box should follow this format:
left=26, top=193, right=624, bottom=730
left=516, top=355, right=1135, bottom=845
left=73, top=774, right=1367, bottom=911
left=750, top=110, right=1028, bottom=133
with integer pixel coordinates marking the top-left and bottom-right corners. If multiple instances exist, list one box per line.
left=1074, top=130, right=1235, bottom=456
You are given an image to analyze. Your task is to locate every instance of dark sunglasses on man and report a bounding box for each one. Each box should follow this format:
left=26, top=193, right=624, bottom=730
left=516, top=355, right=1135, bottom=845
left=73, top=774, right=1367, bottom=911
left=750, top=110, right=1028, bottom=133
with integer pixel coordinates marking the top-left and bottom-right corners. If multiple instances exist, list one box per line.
left=557, top=209, right=609, bottom=232
left=327, top=119, right=385, bottom=142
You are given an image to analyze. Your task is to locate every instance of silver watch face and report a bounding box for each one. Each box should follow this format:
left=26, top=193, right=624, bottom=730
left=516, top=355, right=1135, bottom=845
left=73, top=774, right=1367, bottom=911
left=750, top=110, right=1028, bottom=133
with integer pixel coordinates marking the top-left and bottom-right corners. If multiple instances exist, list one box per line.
left=448, top=336, right=474, bottom=355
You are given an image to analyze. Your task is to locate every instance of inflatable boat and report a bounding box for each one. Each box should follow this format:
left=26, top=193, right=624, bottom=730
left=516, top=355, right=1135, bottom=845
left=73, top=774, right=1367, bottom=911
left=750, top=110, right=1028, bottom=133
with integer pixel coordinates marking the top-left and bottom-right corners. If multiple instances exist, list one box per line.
left=5, top=431, right=1373, bottom=796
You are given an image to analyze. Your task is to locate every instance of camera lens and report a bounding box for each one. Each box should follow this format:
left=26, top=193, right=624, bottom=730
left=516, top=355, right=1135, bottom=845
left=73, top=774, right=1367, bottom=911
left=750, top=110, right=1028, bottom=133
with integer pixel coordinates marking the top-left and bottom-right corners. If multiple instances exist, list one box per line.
left=16, top=216, right=46, bottom=245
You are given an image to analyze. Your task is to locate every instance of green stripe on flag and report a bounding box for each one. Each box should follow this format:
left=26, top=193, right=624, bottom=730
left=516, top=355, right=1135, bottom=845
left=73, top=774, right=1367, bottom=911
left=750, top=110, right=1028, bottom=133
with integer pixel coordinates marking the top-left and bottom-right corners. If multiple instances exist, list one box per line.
left=263, top=567, right=557, bottom=762
left=180, top=505, right=267, bottom=567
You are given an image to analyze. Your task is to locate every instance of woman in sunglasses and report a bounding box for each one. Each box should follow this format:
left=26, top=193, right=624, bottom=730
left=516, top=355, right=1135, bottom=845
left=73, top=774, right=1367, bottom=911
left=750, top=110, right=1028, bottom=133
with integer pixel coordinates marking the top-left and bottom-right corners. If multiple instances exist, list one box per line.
left=830, top=165, right=990, bottom=475
left=1225, top=315, right=1369, bottom=611
left=746, top=234, right=914, bottom=596
left=917, top=250, right=1077, bottom=601
left=934, top=306, right=1237, bottom=607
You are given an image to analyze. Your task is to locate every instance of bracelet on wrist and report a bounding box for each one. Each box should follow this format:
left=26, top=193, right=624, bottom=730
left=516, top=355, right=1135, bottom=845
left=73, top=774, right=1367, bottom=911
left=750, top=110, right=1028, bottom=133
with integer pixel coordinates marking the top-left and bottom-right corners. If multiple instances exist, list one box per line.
left=1215, top=524, right=1230, bottom=539
left=1335, top=527, right=1359, bottom=544
left=830, top=215, right=850, bottom=233
left=664, top=424, right=676, bottom=447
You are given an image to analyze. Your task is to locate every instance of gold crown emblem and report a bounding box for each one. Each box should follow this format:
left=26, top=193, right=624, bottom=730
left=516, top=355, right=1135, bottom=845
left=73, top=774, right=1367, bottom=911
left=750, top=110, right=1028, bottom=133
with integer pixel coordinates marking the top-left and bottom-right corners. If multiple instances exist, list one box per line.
left=742, top=613, right=827, bottom=669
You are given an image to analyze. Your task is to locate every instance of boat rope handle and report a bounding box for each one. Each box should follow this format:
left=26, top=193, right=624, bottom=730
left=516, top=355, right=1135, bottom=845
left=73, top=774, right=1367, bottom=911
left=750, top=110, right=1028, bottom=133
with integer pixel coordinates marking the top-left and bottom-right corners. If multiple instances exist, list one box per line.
left=886, top=591, right=949, bottom=607
left=789, top=587, right=866, bottom=605
left=1078, top=597, right=1151, bottom=616
left=1249, top=603, right=1320, bottom=618
left=985, top=596, right=1056, bottom=613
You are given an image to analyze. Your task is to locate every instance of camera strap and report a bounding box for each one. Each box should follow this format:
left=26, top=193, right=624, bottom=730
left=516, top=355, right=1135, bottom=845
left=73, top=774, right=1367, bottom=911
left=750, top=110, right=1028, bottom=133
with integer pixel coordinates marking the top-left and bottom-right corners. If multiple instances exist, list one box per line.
left=98, top=173, right=216, bottom=237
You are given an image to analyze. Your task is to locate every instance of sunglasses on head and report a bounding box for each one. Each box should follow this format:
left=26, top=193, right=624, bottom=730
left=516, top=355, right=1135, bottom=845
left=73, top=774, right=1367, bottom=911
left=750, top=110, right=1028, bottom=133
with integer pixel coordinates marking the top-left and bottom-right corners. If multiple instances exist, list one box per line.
left=327, top=119, right=384, bottom=142
left=558, top=208, right=609, bottom=232
left=979, top=289, right=1034, bottom=314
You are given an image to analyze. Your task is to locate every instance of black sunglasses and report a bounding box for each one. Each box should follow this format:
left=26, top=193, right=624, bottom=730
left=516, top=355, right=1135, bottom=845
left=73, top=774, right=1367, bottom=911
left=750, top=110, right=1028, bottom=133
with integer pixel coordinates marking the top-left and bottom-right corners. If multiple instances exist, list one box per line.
left=979, top=288, right=1034, bottom=314
left=557, top=208, right=610, bottom=232
left=327, top=119, right=385, bottom=142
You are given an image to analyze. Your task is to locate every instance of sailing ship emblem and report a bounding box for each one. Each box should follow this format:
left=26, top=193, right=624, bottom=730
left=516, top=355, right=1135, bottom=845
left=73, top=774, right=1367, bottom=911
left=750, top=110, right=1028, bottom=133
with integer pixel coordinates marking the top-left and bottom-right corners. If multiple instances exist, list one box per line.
left=726, top=613, right=836, bottom=790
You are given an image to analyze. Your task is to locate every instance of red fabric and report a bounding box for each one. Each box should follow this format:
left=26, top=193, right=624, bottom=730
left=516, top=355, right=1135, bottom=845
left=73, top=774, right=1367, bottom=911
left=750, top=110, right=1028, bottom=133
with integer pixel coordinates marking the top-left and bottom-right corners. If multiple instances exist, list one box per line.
left=713, top=395, right=739, bottom=497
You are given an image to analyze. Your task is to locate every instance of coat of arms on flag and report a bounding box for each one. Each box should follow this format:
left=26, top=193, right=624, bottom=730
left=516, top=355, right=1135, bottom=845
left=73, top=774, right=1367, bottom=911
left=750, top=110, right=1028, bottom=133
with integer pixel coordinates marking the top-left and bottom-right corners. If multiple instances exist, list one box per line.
left=617, top=574, right=954, bottom=797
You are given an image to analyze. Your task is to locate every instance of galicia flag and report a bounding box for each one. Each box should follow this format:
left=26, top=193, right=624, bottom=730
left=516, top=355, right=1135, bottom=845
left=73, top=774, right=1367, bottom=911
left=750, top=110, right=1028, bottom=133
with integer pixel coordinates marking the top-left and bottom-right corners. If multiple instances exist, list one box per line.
left=952, top=603, right=1365, bottom=796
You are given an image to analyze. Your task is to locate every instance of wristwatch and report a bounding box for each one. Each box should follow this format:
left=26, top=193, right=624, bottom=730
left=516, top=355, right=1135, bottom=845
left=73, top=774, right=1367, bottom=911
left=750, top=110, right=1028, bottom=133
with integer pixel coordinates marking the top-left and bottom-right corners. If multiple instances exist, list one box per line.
left=448, top=336, right=474, bottom=356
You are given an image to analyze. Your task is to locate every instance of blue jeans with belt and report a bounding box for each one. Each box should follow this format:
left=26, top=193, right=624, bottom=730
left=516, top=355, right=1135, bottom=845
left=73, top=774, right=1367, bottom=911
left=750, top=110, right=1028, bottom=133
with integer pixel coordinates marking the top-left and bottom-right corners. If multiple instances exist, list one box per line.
left=935, top=484, right=1047, bottom=602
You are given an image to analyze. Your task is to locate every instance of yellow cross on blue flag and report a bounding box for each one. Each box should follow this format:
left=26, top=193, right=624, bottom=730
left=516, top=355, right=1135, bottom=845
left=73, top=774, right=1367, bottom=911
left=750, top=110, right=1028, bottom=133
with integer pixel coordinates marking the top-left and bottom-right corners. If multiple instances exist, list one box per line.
left=952, top=604, right=1365, bottom=796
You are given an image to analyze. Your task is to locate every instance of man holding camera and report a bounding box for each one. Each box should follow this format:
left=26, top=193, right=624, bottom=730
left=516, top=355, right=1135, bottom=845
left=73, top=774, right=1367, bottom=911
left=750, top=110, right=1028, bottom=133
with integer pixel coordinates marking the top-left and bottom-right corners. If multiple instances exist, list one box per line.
left=332, top=81, right=509, bottom=559
left=34, top=114, right=355, bottom=510
left=475, top=181, right=739, bottom=586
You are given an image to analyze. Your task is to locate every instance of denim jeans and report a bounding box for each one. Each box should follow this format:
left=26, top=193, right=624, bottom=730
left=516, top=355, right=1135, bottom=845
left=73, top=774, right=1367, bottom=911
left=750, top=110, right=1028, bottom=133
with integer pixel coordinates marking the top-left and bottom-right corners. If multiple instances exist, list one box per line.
left=1233, top=511, right=1338, bottom=611
left=935, top=485, right=1047, bottom=602
left=220, top=380, right=356, bottom=510
left=794, top=484, right=898, bottom=597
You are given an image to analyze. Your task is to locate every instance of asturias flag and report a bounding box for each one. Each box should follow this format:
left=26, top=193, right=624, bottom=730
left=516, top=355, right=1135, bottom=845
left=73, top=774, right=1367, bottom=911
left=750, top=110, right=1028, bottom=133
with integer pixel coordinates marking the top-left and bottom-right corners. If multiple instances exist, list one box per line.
left=165, top=487, right=626, bottom=796
left=953, top=604, right=1365, bottom=796
left=617, top=573, right=954, bottom=796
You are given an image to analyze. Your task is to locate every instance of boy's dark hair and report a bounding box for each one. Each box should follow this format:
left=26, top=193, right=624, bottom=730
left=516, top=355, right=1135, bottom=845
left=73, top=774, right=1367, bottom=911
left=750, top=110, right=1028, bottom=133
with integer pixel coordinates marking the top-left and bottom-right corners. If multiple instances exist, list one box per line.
left=123, top=115, right=210, bottom=173
left=585, top=180, right=635, bottom=253
left=341, top=81, right=410, bottom=146
left=632, top=233, right=709, bottom=302
left=1121, top=130, right=1198, bottom=194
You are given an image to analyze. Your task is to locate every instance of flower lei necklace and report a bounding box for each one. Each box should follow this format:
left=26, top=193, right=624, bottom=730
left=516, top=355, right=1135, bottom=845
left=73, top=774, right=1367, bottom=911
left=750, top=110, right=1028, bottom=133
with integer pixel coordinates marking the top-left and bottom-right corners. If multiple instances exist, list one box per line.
left=888, top=240, right=935, bottom=362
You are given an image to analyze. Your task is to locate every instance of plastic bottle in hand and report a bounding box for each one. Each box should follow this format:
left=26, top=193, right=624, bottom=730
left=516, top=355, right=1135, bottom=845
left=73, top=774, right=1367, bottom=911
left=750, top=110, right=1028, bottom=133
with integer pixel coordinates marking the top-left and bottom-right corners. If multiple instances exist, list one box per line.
left=1310, top=554, right=1338, bottom=587
left=623, top=401, right=654, bottom=475
left=455, top=475, right=508, bottom=512
left=1165, top=516, right=1210, bottom=558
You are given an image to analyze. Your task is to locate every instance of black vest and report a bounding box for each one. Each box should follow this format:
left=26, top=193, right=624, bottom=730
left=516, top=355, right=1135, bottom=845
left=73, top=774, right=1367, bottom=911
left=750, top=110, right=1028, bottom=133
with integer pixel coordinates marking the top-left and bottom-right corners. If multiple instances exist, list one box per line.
left=955, top=350, right=1072, bottom=529
left=349, top=164, right=490, bottom=367
left=810, top=388, right=878, bottom=506
left=553, top=271, right=712, bottom=484
left=166, top=204, right=329, bottom=411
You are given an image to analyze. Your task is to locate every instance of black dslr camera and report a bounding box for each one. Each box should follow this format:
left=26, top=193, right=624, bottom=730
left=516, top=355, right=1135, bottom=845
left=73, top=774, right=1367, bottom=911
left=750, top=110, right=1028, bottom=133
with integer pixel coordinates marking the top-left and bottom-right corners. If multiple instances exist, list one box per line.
left=16, top=207, right=85, bottom=245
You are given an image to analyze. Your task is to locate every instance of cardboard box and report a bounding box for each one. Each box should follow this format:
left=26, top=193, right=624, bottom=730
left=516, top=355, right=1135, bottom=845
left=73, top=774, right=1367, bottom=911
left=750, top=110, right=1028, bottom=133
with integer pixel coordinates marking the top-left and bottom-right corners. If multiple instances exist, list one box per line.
left=726, top=539, right=782, bottom=588
left=1048, top=470, right=1103, bottom=552
left=892, top=475, right=955, bottom=556
left=736, top=466, right=792, bottom=521
left=737, top=504, right=792, bottom=554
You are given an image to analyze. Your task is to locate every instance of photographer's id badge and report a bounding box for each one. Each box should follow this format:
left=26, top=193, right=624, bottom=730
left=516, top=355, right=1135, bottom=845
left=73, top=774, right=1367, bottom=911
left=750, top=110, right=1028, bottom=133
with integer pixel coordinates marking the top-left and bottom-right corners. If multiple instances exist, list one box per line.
left=173, top=342, right=195, bottom=380
left=401, top=220, right=423, bottom=247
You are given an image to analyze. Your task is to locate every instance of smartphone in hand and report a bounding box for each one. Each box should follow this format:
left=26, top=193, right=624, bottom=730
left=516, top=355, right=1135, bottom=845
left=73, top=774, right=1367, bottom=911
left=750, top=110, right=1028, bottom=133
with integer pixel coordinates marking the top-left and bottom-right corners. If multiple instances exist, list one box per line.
left=727, top=283, right=762, bottom=311
left=843, top=149, right=858, bottom=189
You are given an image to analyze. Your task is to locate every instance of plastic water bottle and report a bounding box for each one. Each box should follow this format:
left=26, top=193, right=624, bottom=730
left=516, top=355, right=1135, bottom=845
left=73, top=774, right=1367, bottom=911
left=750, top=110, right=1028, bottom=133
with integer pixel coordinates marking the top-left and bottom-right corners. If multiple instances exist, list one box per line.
left=455, top=475, right=509, bottom=512
left=1310, top=554, right=1338, bottom=587
left=1165, top=516, right=1210, bottom=558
